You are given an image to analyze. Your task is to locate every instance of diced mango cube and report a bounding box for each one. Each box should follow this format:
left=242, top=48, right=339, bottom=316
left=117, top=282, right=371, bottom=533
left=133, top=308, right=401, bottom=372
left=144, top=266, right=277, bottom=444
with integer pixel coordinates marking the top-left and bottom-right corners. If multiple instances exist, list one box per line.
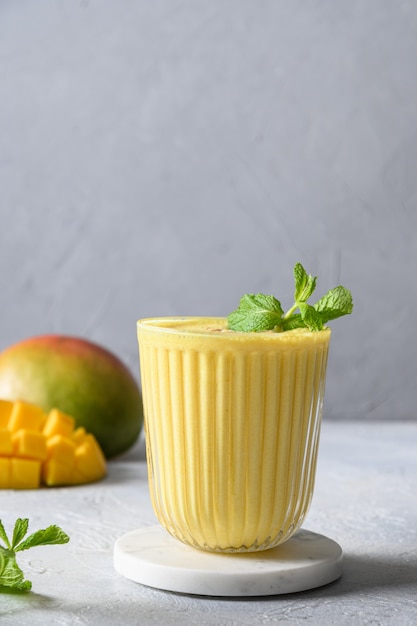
left=8, top=401, right=45, bottom=433
left=12, top=429, right=47, bottom=461
left=72, top=426, right=87, bottom=444
left=43, top=408, right=75, bottom=439
left=0, top=399, right=14, bottom=428
left=0, top=429, right=13, bottom=455
left=0, top=457, right=11, bottom=487
left=74, top=434, right=107, bottom=482
left=46, top=434, right=76, bottom=465
left=10, top=457, right=41, bottom=489
left=42, top=458, right=74, bottom=486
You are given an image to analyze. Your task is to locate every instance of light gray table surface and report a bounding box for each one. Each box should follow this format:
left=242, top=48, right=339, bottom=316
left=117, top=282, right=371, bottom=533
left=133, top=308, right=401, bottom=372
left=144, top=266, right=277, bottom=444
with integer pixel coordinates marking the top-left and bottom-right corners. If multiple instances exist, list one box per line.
left=1, top=421, right=416, bottom=625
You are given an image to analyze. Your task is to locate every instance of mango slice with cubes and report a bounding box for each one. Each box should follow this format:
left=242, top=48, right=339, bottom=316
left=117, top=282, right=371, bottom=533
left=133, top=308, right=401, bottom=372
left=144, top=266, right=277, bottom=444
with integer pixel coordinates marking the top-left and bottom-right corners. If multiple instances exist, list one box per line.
left=0, top=400, right=107, bottom=489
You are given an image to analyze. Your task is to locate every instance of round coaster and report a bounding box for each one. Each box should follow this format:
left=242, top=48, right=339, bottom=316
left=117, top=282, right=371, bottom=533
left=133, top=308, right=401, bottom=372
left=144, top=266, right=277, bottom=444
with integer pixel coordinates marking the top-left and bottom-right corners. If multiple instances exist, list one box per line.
left=114, top=526, right=342, bottom=596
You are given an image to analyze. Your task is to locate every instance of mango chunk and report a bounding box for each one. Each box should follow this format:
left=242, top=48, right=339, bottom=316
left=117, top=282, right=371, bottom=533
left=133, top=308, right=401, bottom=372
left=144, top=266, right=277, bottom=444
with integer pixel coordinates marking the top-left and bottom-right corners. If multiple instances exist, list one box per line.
left=0, top=457, right=11, bottom=487
left=0, top=428, right=13, bottom=456
left=8, top=401, right=45, bottom=433
left=43, top=408, right=75, bottom=438
left=12, top=429, right=48, bottom=461
left=10, top=457, right=41, bottom=489
left=0, top=399, right=14, bottom=428
left=42, top=458, right=75, bottom=487
left=72, top=426, right=87, bottom=444
left=74, top=434, right=107, bottom=483
left=46, top=434, right=76, bottom=464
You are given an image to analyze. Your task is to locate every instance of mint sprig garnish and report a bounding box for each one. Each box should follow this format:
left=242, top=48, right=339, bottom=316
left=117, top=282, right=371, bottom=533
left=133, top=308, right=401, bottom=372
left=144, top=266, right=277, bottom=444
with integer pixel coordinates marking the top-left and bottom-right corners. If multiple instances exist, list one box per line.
left=0, top=518, right=69, bottom=592
left=227, top=262, right=353, bottom=333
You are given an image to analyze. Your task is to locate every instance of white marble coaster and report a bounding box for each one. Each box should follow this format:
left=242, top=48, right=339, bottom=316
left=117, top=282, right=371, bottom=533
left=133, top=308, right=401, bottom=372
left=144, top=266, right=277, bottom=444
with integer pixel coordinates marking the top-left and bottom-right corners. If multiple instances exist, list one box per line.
left=114, top=526, right=342, bottom=596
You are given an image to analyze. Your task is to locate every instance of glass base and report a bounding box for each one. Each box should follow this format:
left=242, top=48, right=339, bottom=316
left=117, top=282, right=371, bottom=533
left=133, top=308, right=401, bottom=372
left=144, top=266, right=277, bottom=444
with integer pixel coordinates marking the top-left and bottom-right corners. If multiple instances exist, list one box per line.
left=113, top=525, right=342, bottom=596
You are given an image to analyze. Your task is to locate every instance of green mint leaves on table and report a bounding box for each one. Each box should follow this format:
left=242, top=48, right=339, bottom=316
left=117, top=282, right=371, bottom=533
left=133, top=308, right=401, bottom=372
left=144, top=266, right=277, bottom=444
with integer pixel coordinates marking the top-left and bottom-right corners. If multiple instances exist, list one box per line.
left=227, top=262, right=353, bottom=333
left=0, top=518, right=69, bottom=592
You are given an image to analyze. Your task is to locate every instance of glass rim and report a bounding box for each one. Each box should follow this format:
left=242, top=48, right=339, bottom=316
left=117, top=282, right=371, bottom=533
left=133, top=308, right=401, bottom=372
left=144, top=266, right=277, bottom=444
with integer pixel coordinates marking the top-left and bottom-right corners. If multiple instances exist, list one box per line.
left=137, top=316, right=331, bottom=344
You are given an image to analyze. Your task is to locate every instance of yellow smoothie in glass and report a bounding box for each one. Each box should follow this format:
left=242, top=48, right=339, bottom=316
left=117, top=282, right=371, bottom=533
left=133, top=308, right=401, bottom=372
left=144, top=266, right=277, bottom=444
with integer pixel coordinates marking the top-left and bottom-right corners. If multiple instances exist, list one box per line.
left=137, top=317, right=331, bottom=553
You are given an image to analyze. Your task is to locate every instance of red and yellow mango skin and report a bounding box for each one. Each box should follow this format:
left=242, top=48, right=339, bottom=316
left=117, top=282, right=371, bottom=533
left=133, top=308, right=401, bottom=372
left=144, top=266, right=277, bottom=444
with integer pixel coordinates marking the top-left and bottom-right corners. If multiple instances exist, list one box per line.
left=0, top=335, right=143, bottom=458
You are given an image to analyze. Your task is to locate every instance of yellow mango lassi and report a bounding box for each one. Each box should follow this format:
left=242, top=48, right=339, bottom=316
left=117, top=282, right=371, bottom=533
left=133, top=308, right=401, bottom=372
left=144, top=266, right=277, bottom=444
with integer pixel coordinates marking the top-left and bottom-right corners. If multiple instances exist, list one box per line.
left=137, top=317, right=331, bottom=553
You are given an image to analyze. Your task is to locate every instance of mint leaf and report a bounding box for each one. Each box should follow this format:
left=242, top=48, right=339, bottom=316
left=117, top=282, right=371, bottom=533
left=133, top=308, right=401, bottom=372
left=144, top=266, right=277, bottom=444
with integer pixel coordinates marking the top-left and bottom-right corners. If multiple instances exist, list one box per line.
left=314, top=286, right=353, bottom=322
left=0, top=548, right=31, bottom=591
left=227, top=263, right=353, bottom=333
left=298, top=302, right=324, bottom=331
left=0, top=520, right=11, bottom=550
left=15, top=525, right=69, bottom=552
left=11, top=519, right=29, bottom=550
left=294, top=263, right=317, bottom=303
left=0, top=519, right=69, bottom=592
left=227, top=293, right=284, bottom=332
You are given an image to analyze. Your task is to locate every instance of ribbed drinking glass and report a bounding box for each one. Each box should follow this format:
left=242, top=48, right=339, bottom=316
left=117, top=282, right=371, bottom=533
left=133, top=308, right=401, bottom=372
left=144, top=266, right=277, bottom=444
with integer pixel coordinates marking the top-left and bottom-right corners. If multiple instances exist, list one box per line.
left=137, top=317, right=331, bottom=553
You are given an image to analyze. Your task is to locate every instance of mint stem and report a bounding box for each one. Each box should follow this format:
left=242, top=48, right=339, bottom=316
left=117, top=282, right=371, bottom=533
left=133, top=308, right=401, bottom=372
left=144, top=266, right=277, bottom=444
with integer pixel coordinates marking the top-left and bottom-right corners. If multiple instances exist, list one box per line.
left=283, top=303, right=299, bottom=319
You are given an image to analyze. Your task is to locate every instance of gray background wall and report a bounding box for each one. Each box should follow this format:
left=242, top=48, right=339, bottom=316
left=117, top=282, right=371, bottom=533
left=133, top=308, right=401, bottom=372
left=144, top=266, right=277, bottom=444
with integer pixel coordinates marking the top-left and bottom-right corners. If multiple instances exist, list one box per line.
left=1, top=0, right=416, bottom=421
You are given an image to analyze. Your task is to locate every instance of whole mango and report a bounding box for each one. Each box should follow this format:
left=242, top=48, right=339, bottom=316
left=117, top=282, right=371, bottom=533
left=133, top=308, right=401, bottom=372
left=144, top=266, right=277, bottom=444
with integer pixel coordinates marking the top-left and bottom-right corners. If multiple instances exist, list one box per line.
left=0, top=335, right=143, bottom=458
